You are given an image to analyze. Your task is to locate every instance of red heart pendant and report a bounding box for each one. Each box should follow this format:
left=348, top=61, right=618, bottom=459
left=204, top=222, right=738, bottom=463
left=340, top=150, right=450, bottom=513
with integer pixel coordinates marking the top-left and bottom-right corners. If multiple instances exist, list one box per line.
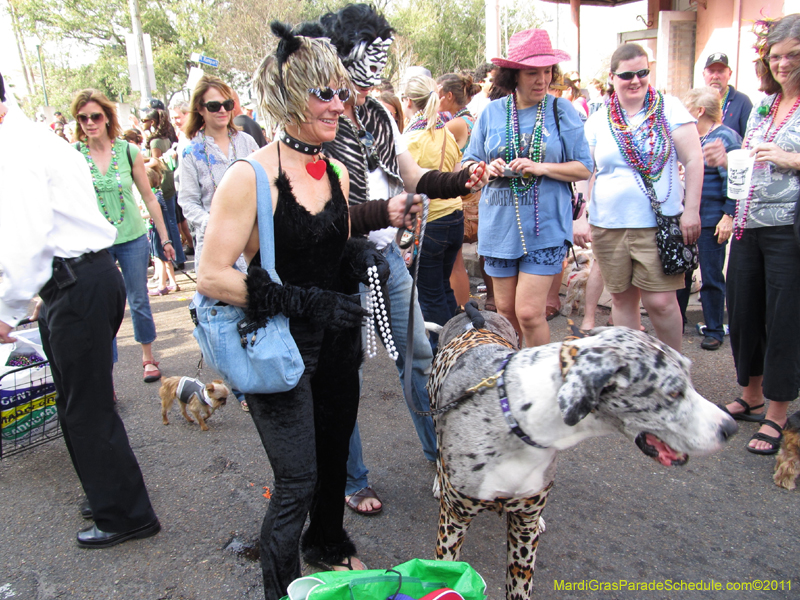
left=306, top=159, right=326, bottom=180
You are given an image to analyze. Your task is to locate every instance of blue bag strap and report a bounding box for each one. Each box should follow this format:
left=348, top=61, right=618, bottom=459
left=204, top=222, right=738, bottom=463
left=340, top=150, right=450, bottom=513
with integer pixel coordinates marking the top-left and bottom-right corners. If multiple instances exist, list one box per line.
left=234, top=157, right=282, bottom=285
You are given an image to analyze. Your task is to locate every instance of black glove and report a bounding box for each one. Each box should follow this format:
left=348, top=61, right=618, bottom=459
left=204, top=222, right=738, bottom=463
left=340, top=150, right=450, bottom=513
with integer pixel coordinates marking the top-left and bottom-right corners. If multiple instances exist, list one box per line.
left=340, top=236, right=390, bottom=286
left=245, top=265, right=368, bottom=331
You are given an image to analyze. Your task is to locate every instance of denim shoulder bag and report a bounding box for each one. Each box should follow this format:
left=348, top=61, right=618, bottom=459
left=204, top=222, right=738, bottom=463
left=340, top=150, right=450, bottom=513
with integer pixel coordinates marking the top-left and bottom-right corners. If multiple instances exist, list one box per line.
left=189, top=157, right=304, bottom=394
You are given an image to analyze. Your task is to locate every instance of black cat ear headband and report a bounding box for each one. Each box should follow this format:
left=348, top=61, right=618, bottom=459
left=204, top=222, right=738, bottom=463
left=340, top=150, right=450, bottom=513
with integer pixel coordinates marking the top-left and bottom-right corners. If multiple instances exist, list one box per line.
left=270, top=21, right=303, bottom=96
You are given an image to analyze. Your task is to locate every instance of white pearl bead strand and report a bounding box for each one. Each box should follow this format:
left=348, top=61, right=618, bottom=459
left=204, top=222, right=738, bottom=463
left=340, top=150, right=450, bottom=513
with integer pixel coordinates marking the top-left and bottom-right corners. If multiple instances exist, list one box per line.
left=365, top=265, right=398, bottom=361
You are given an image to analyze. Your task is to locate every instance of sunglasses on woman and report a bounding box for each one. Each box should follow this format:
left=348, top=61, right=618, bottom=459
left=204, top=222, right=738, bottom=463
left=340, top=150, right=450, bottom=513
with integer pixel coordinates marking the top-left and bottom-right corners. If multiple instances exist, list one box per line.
left=613, top=69, right=650, bottom=81
left=308, top=87, right=351, bottom=102
left=202, top=99, right=235, bottom=112
left=77, top=112, right=105, bottom=124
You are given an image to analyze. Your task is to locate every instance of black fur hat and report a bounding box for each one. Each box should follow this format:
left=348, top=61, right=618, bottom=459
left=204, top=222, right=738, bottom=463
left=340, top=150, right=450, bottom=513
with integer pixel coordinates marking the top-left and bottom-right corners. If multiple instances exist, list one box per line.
left=318, top=3, right=394, bottom=65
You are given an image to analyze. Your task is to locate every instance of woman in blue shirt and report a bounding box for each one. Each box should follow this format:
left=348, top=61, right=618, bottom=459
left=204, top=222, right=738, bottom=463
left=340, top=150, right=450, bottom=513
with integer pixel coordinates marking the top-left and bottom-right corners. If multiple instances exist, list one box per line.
left=462, top=29, right=593, bottom=347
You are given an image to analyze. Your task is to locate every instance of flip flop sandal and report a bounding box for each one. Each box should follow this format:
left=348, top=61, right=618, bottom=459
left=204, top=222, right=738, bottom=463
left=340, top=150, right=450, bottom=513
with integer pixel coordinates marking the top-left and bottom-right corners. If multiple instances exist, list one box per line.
left=345, top=486, right=382, bottom=515
left=484, top=298, right=497, bottom=313
left=546, top=306, right=559, bottom=321
left=721, top=398, right=765, bottom=422
left=307, top=555, right=369, bottom=572
left=142, top=360, right=161, bottom=383
left=746, top=419, right=784, bottom=455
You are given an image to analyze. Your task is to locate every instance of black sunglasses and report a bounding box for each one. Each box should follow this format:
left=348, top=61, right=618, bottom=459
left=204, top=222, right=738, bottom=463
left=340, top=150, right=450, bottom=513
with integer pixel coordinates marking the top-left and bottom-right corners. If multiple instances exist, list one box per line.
left=77, top=112, right=104, bottom=124
left=202, top=99, right=235, bottom=112
left=613, top=69, right=650, bottom=81
left=308, top=87, right=351, bottom=102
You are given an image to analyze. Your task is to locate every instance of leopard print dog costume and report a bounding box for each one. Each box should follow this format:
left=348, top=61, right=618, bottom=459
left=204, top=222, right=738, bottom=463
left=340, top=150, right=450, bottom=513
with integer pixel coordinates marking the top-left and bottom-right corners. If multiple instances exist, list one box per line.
left=428, top=327, right=552, bottom=600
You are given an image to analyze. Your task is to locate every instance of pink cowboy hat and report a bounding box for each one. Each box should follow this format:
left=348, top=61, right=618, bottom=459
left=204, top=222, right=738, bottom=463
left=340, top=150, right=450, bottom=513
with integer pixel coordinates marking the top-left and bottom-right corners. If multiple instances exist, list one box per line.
left=491, top=29, right=570, bottom=70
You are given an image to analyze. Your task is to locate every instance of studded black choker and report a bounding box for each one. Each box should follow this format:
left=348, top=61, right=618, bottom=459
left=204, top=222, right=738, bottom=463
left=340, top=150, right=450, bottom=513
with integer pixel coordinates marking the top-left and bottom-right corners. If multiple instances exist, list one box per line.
left=279, top=130, right=321, bottom=155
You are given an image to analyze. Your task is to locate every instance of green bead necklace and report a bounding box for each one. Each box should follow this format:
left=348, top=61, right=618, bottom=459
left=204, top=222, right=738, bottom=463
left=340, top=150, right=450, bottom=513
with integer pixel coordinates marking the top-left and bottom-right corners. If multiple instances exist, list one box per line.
left=505, top=93, right=547, bottom=251
left=80, top=142, right=125, bottom=226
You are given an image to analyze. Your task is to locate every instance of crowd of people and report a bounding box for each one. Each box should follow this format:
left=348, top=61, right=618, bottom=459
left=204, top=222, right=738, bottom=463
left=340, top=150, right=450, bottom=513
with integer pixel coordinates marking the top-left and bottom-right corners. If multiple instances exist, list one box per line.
left=1, top=4, right=799, bottom=600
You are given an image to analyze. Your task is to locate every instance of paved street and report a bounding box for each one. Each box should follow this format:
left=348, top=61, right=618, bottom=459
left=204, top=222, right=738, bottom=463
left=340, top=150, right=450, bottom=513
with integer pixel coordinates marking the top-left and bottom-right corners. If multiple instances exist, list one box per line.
left=0, top=267, right=796, bottom=600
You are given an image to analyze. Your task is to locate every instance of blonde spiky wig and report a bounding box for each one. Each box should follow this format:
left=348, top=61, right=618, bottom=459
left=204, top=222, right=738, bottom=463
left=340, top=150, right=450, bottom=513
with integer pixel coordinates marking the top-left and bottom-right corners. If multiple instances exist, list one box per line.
left=253, top=21, right=354, bottom=132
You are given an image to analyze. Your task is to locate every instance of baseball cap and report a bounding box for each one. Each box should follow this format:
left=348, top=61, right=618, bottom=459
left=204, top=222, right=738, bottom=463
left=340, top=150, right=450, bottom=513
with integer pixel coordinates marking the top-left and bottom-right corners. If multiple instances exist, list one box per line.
left=704, top=53, right=729, bottom=69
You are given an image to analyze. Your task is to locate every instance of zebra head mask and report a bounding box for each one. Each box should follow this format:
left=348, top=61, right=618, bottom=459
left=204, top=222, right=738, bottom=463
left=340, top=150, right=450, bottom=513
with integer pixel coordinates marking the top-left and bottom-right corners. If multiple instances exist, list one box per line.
left=345, top=36, right=393, bottom=89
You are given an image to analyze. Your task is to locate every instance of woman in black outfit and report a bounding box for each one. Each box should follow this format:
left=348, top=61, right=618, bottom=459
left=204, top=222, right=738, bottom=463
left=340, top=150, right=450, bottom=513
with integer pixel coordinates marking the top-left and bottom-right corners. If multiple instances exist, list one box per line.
left=197, top=23, right=385, bottom=599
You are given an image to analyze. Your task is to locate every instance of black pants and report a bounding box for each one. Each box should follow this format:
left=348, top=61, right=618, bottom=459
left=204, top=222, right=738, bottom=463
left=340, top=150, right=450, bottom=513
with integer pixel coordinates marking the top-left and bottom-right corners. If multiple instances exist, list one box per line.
left=727, top=225, right=800, bottom=402
left=246, top=320, right=361, bottom=600
left=38, top=250, right=157, bottom=532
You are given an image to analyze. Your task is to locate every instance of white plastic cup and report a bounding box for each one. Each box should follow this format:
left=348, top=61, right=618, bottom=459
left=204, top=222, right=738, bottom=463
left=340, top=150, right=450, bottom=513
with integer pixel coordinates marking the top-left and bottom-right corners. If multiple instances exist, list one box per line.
left=287, top=577, right=325, bottom=600
left=727, top=149, right=754, bottom=199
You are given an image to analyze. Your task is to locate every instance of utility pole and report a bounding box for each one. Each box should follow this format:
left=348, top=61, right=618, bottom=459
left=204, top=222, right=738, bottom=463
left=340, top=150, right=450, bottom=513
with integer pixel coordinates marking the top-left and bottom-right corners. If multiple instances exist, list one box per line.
left=128, top=0, right=151, bottom=103
left=485, top=0, right=500, bottom=62
left=7, top=0, right=35, bottom=96
left=35, top=42, right=48, bottom=106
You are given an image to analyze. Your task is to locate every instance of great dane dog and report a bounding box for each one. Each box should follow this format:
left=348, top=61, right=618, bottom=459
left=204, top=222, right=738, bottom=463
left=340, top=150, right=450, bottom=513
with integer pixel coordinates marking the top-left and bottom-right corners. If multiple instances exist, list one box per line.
left=428, top=309, right=737, bottom=600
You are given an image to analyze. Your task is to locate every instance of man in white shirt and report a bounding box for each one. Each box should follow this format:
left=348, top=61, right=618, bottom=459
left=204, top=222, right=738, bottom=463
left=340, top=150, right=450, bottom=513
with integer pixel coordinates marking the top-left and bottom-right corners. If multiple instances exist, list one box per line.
left=0, top=73, right=160, bottom=549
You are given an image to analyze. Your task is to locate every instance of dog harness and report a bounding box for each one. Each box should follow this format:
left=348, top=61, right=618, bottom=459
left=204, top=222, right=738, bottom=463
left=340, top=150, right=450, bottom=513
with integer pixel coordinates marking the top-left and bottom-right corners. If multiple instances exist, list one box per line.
left=176, top=376, right=212, bottom=406
left=495, top=353, right=548, bottom=449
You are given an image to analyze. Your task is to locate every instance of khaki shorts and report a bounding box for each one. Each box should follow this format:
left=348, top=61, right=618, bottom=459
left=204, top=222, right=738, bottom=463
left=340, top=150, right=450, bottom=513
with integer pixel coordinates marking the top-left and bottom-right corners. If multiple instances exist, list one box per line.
left=590, top=226, right=684, bottom=293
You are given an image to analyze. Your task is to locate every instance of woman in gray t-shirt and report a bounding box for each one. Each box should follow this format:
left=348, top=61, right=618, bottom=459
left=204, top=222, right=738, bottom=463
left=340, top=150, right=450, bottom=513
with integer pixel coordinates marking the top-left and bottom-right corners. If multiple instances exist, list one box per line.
left=707, top=14, right=800, bottom=455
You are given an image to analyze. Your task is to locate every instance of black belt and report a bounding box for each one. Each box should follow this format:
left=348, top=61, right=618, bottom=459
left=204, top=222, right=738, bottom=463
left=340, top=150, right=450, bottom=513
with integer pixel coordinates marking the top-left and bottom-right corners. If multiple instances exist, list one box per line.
left=53, top=249, right=107, bottom=267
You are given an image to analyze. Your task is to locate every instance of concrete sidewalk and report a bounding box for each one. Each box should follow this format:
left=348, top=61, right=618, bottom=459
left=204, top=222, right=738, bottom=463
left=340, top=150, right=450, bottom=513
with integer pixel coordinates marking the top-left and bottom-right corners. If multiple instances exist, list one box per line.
left=0, top=267, right=796, bottom=600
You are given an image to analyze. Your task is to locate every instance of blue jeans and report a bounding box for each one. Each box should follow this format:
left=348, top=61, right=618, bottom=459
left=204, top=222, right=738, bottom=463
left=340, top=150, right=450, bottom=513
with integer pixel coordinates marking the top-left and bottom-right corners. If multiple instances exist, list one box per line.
left=346, top=241, right=437, bottom=495
left=417, top=210, right=464, bottom=351
left=163, top=193, right=187, bottom=265
left=107, top=234, right=157, bottom=346
left=697, top=227, right=728, bottom=342
left=676, top=227, right=728, bottom=339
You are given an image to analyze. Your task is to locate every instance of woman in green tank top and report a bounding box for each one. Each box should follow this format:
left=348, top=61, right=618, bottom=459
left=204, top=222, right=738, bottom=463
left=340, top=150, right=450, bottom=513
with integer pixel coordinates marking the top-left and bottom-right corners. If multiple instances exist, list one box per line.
left=71, top=89, right=175, bottom=383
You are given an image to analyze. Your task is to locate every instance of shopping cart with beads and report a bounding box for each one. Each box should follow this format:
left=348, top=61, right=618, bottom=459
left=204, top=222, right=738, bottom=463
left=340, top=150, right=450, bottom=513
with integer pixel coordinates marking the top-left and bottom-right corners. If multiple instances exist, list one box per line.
left=0, top=321, right=62, bottom=458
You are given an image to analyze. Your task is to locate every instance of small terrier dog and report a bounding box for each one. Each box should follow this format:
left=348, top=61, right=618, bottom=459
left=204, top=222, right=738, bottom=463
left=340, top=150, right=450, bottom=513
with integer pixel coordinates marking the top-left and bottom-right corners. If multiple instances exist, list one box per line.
left=774, top=411, right=800, bottom=490
left=560, top=248, right=593, bottom=317
left=160, top=376, right=230, bottom=431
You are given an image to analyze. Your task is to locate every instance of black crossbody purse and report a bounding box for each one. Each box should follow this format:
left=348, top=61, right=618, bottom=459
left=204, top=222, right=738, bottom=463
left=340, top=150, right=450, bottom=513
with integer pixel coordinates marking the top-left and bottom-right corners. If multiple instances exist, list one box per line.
left=639, top=176, right=698, bottom=275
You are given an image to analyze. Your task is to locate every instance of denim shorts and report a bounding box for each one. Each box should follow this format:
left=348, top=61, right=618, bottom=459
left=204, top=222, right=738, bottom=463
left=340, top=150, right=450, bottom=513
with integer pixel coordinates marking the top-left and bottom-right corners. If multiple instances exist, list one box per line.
left=484, top=243, right=568, bottom=277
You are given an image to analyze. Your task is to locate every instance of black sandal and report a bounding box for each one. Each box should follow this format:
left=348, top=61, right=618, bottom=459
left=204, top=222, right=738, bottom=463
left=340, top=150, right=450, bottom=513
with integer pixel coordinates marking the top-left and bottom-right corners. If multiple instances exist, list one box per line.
left=311, top=556, right=368, bottom=571
left=721, top=398, right=765, bottom=422
left=746, top=419, right=784, bottom=455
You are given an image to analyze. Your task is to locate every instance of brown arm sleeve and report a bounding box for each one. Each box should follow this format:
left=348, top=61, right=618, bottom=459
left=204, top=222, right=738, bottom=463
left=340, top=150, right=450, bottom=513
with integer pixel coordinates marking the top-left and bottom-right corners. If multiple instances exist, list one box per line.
left=350, top=200, right=391, bottom=236
left=416, top=168, right=472, bottom=199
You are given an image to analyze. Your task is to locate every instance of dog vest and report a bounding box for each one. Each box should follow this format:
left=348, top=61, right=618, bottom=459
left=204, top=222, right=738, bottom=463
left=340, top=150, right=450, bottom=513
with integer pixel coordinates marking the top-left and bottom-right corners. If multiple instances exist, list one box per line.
left=427, top=327, right=516, bottom=405
left=176, top=377, right=211, bottom=406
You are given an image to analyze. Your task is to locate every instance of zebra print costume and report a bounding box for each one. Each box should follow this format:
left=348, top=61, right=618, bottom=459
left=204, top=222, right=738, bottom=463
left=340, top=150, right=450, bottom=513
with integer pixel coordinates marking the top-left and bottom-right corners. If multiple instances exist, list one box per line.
left=322, top=96, right=403, bottom=205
